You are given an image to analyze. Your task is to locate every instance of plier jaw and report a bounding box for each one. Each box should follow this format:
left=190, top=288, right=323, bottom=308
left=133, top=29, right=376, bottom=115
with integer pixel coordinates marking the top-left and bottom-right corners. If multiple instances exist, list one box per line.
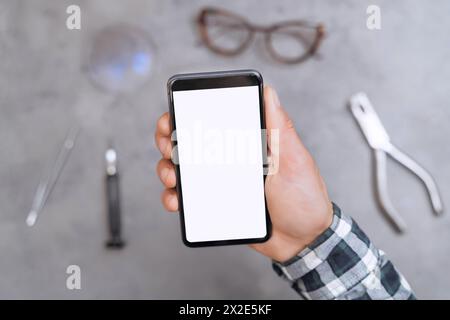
left=349, top=92, right=391, bottom=152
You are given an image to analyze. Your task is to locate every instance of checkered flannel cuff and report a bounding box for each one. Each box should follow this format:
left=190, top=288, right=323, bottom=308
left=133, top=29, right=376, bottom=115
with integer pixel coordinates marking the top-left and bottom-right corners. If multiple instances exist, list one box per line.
left=272, top=203, right=415, bottom=300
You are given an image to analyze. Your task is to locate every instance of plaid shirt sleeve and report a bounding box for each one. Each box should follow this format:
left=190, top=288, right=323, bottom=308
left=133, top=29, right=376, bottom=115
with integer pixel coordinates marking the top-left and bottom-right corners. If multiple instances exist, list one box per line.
left=272, top=203, right=416, bottom=300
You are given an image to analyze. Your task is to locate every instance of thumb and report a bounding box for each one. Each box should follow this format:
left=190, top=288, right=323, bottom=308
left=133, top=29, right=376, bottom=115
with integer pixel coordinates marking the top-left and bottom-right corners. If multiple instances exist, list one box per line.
left=264, top=86, right=311, bottom=176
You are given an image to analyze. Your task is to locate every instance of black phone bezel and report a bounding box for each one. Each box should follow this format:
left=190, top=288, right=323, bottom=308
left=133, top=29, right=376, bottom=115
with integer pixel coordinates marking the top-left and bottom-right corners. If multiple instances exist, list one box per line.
left=167, top=69, right=272, bottom=247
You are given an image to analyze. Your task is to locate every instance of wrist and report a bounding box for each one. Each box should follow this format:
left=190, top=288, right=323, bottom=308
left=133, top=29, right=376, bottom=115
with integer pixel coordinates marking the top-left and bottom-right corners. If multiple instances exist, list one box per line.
left=274, top=204, right=334, bottom=263
left=272, top=236, right=310, bottom=263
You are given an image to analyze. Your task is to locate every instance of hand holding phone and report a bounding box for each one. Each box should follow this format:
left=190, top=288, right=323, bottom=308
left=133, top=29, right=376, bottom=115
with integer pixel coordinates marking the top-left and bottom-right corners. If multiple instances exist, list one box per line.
left=158, top=71, right=333, bottom=261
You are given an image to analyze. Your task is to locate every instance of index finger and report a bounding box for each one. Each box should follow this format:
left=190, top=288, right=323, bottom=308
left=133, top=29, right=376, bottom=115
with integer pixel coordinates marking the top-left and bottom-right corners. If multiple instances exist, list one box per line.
left=156, top=112, right=171, bottom=137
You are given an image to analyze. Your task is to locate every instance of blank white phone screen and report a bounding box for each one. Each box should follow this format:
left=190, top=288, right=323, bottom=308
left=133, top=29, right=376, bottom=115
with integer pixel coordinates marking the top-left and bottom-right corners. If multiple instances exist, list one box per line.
left=172, top=86, right=267, bottom=243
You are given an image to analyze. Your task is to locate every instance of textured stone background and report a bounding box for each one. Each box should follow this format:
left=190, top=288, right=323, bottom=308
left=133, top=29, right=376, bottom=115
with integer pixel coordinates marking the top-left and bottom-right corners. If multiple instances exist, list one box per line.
left=0, top=0, right=449, bottom=299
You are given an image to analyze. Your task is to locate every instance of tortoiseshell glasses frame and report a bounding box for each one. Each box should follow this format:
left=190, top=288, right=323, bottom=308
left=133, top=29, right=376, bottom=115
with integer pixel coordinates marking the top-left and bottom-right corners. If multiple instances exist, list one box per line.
left=197, top=7, right=325, bottom=64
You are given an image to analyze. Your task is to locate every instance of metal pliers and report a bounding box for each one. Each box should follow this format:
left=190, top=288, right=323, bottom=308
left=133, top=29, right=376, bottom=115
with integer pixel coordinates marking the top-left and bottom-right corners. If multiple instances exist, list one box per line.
left=349, top=92, right=444, bottom=232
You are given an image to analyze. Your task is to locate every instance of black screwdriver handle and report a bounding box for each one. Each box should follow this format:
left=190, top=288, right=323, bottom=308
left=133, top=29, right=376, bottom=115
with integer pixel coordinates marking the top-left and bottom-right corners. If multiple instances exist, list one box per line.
left=106, top=172, right=124, bottom=248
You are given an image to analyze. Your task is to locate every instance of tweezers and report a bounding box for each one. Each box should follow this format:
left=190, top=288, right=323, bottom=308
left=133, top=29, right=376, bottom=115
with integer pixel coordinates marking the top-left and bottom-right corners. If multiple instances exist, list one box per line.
left=349, top=92, right=443, bottom=232
left=26, top=125, right=79, bottom=227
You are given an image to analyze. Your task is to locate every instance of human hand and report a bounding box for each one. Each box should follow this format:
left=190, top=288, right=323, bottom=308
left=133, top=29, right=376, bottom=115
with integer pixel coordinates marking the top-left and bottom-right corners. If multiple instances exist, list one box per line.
left=155, top=86, right=333, bottom=262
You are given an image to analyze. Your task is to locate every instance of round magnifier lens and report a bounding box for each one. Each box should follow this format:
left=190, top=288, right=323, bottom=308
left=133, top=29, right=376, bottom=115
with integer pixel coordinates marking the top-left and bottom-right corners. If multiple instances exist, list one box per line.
left=88, top=25, right=156, bottom=94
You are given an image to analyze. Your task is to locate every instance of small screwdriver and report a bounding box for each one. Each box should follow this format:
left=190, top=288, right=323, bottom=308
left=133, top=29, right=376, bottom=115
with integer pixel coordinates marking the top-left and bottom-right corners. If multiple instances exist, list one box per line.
left=105, top=147, right=125, bottom=248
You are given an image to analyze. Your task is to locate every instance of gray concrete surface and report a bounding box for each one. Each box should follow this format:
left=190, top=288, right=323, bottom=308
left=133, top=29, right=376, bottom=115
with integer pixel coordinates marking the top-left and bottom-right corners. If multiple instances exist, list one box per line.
left=0, top=0, right=449, bottom=299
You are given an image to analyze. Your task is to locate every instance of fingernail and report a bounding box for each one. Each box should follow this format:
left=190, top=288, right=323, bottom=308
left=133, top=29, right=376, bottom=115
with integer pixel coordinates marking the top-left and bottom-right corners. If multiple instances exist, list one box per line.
left=270, top=88, right=281, bottom=108
left=161, top=167, right=169, bottom=180
left=159, top=138, right=168, bottom=154
left=169, top=194, right=178, bottom=209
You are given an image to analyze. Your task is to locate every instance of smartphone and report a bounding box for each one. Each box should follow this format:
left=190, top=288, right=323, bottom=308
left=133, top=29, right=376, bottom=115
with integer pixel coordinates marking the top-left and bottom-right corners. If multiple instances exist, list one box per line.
left=167, top=70, right=271, bottom=247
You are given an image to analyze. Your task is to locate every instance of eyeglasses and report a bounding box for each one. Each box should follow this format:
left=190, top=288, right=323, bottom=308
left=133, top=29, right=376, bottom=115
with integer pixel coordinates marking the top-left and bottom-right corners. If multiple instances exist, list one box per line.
left=197, top=7, right=325, bottom=64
